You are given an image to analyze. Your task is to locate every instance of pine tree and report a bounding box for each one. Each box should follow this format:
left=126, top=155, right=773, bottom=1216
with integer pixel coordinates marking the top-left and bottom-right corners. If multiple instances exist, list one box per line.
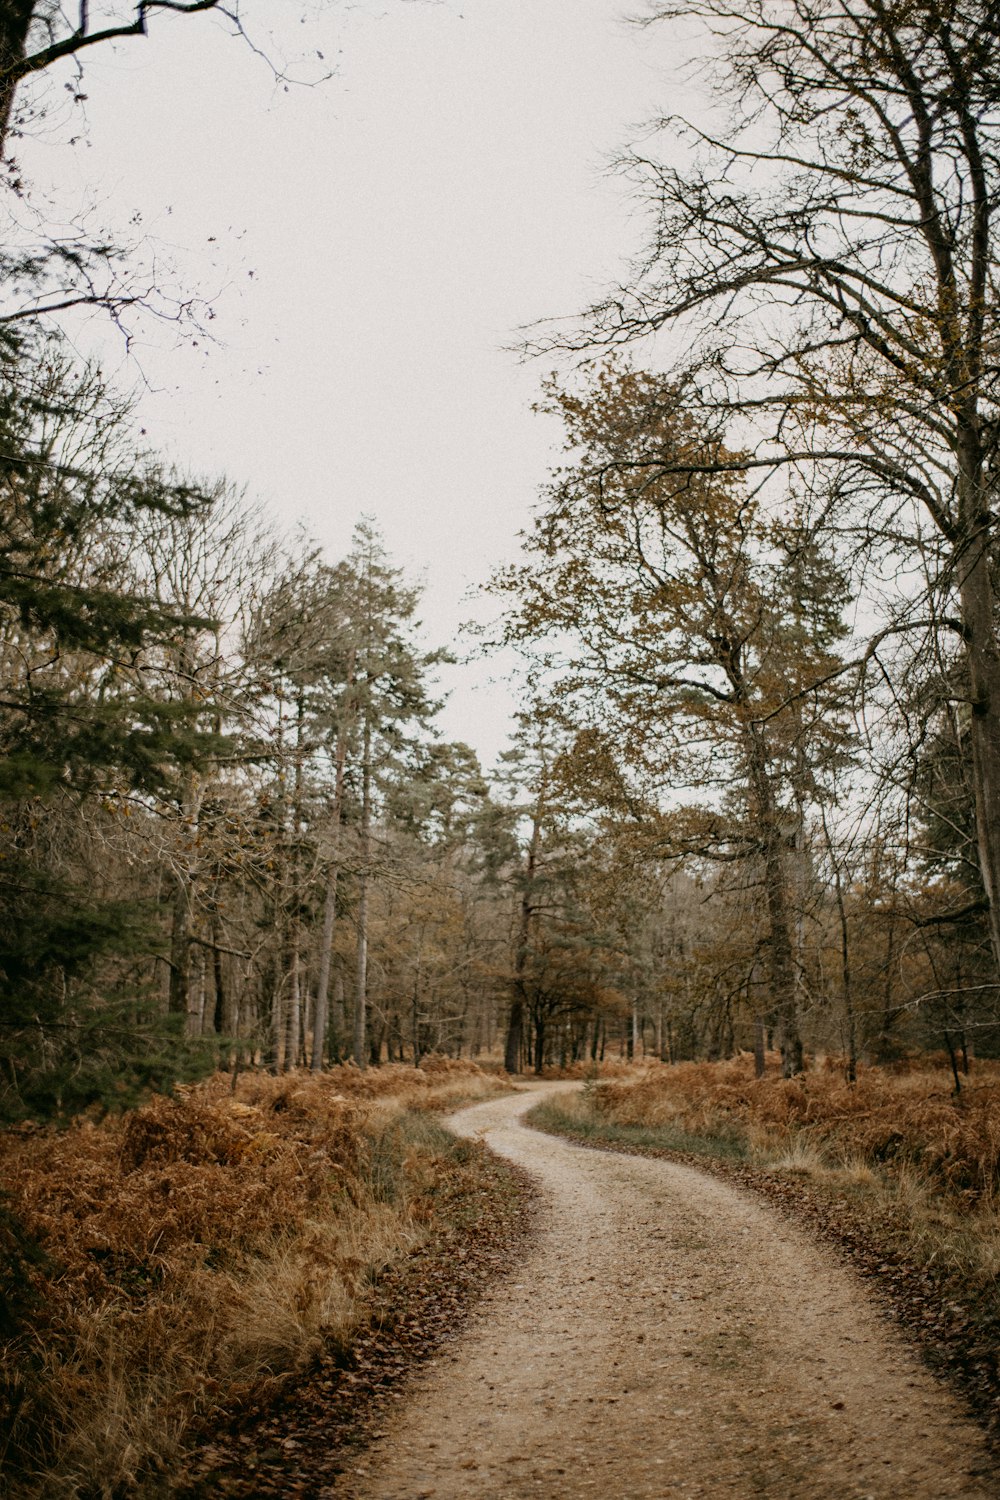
left=0, top=333, right=222, bottom=1119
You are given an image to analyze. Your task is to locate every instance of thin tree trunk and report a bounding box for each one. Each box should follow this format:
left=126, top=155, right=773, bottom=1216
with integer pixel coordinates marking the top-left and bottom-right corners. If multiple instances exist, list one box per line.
left=944, top=1031, right=962, bottom=1095
left=169, top=876, right=191, bottom=1021
left=312, top=661, right=354, bottom=1071
left=286, top=943, right=301, bottom=1068
left=272, top=969, right=287, bottom=1073
left=745, top=720, right=802, bottom=1076
left=312, top=864, right=338, bottom=1072
left=958, top=541, right=1000, bottom=982
left=410, top=926, right=425, bottom=1063
left=506, top=786, right=544, bottom=1073
left=876, top=896, right=899, bottom=1062
left=271, top=684, right=288, bottom=1072
left=193, top=942, right=207, bottom=1036
left=353, top=874, right=369, bottom=1067
left=332, top=972, right=346, bottom=1062
left=211, top=918, right=225, bottom=1035
left=168, top=761, right=200, bottom=1026
left=353, top=714, right=372, bottom=1068
left=821, top=804, right=857, bottom=1083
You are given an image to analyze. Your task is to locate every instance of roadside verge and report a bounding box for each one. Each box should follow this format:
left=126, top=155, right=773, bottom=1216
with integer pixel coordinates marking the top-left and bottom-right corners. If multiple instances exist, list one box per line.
left=175, top=1124, right=538, bottom=1497
left=528, top=1090, right=1000, bottom=1452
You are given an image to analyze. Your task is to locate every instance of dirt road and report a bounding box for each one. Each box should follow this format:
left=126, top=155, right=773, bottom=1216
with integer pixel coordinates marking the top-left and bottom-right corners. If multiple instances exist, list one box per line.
left=336, top=1082, right=994, bottom=1499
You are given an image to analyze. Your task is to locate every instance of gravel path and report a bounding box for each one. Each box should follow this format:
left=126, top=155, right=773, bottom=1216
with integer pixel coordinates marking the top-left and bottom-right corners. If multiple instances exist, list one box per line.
left=336, top=1082, right=995, bottom=1499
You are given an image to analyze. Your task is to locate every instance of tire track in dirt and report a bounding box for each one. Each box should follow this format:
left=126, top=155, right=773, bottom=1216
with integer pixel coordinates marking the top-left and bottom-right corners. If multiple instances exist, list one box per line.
left=334, top=1082, right=995, bottom=1499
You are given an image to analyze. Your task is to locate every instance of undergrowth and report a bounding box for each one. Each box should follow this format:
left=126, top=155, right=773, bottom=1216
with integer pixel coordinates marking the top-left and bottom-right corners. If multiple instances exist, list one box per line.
left=588, top=1056, right=1000, bottom=1199
left=530, top=1057, right=1000, bottom=1437
left=528, top=1096, right=750, bottom=1162
left=529, top=1055, right=1000, bottom=1232
left=0, top=1058, right=507, bottom=1500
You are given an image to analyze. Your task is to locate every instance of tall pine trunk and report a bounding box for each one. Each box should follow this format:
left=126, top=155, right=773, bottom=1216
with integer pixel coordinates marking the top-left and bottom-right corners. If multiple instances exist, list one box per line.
left=353, top=714, right=372, bottom=1068
left=505, top=786, right=544, bottom=1074
left=312, top=700, right=351, bottom=1072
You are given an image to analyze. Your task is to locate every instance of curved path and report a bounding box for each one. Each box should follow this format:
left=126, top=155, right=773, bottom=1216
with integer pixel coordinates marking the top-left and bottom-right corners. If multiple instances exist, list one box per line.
left=337, top=1082, right=994, bottom=1499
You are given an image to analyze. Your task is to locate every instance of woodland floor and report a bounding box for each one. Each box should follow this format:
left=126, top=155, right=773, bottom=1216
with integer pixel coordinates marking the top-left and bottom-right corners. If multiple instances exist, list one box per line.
left=333, top=1082, right=996, bottom=1500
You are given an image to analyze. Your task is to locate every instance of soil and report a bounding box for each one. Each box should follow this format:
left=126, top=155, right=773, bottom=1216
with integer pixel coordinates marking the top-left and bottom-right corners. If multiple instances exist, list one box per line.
left=540, top=1105, right=1000, bottom=1446
left=334, top=1082, right=996, bottom=1500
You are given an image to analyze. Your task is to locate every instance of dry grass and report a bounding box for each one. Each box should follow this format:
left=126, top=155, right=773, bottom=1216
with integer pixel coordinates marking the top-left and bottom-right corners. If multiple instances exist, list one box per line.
left=0, top=1059, right=507, bottom=1499
left=594, top=1056, right=1000, bottom=1200
left=536, top=1058, right=645, bottom=1081
left=554, top=1057, right=1000, bottom=1358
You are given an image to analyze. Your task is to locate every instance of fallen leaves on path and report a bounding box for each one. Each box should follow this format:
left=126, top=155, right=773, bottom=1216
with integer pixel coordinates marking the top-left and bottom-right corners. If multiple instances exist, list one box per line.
left=540, top=1120, right=1000, bottom=1452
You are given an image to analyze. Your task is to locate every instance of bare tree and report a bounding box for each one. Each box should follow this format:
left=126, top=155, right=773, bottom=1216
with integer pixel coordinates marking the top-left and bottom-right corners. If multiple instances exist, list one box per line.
left=539, top=0, right=1000, bottom=976
left=0, top=1, right=326, bottom=158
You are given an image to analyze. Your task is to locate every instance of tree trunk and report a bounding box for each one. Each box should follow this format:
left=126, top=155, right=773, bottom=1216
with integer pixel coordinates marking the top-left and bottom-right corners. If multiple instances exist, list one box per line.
left=312, top=662, right=353, bottom=1072
left=211, top=918, right=225, bottom=1035
left=958, top=541, right=1000, bottom=982
left=765, top=846, right=802, bottom=1077
left=271, top=969, right=287, bottom=1073
left=353, top=873, right=369, bottom=1067
left=504, top=995, right=523, bottom=1074
left=168, top=876, right=191, bottom=1021
left=286, top=941, right=301, bottom=1069
left=745, top=720, right=803, bottom=1076
left=192, top=941, right=207, bottom=1036
left=353, top=715, right=372, bottom=1068
left=875, top=897, right=899, bottom=1062
left=410, top=928, right=425, bottom=1063
left=821, top=805, right=857, bottom=1083
left=332, top=972, right=346, bottom=1062
left=505, top=788, right=544, bottom=1073
left=312, top=863, right=338, bottom=1072
left=0, top=2, right=34, bottom=159
left=411, top=978, right=422, bottom=1065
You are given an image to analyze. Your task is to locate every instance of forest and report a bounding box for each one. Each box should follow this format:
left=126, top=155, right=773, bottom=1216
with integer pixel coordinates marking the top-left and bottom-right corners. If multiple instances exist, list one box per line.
left=0, top=0, right=997, bottom=1115
left=1, top=345, right=994, bottom=1118
left=3, top=0, right=1000, bottom=1496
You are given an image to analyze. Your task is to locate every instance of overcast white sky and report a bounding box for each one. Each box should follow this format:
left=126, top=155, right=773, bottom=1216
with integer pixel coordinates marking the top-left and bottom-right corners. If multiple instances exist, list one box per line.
left=17, top=0, right=689, bottom=767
